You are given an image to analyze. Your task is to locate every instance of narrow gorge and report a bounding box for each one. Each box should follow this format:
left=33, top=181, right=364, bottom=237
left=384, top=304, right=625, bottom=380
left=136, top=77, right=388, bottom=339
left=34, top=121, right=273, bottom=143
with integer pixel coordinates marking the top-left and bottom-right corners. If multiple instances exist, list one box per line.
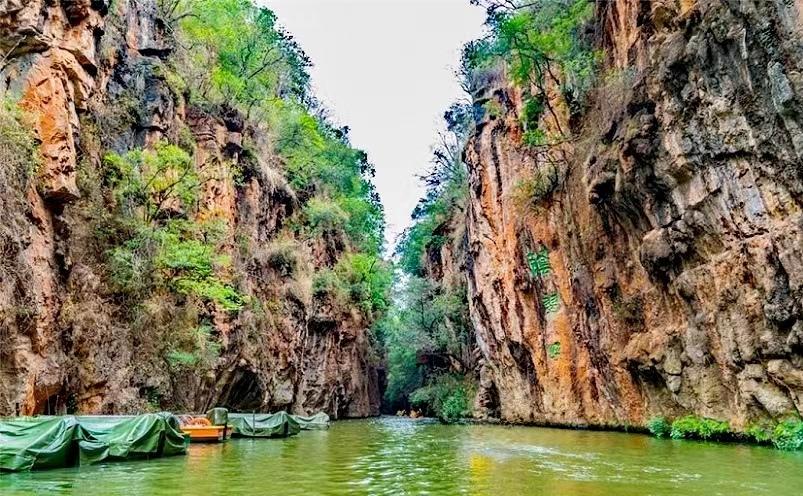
left=2, top=0, right=803, bottom=442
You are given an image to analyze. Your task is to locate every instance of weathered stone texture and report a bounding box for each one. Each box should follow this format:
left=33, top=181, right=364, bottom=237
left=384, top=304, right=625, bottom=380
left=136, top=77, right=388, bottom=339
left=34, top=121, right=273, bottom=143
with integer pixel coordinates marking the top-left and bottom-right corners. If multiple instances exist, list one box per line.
left=0, top=0, right=379, bottom=418
left=462, top=0, right=803, bottom=429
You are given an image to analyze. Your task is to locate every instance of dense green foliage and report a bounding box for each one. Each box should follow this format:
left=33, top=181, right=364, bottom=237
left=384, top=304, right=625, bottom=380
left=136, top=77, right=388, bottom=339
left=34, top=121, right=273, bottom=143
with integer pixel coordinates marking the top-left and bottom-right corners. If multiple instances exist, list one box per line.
left=771, top=419, right=803, bottom=451
left=741, top=418, right=803, bottom=450
left=378, top=276, right=474, bottom=416
left=669, top=416, right=731, bottom=441
left=177, top=0, right=310, bottom=111
left=647, top=414, right=803, bottom=451
left=463, top=0, right=598, bottom=109
left=647, top=417, right=671, bottom=438
left=409, top=374, right=475, bottom=422
left=103, top=144, right=245, bottom=312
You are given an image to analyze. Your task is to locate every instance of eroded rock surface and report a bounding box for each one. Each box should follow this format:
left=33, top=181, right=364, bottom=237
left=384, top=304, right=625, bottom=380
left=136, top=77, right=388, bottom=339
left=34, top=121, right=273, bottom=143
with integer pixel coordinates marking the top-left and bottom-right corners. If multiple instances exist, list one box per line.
left=0, top=0, right=379, bottom=417
left=459, top=0, right=803, bottom=429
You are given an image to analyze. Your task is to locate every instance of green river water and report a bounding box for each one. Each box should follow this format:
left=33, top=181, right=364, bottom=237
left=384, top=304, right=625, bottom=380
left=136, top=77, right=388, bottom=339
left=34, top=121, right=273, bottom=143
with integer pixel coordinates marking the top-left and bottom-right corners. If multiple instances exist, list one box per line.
left=2, top=416, right=802, bottom=495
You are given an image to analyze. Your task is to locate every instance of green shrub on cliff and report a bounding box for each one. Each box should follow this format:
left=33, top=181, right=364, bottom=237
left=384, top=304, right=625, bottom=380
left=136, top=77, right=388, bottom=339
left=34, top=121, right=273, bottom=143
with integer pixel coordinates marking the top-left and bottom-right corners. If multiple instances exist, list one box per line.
left=102, top=144, right=244, bottom=312
left=647, top=417, right=671, bottom=438
left=158, top=240, right=245, bottom=312
left=104, top=142, right=199, bottom=222
left=771, top=419, right=803, bottom=451
left=669, top=416, right=731, bottom=441
left=107, top=221, right=245, bottom=311
left=310, top=254, right=392, bottom=318
left=303, top=197, right=350, bottom=233
left=166, top=323, right=221, bottom=371
left=463, top=0, right=599, bottom=105
left=264, top=237, right=299, bottom=277
left=312, top=269, right=346, bottom=300
left=335, top=253, right=393, bottom=316
left=0, top=99, right=39, bottom=185
left=511, top=163, right=559, bottom=213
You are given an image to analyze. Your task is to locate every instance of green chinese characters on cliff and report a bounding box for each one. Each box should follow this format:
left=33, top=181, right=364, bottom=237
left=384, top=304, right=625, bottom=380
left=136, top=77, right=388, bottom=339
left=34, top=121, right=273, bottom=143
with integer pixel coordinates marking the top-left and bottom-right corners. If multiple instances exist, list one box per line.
left=526, top=248, right=551, bottom=277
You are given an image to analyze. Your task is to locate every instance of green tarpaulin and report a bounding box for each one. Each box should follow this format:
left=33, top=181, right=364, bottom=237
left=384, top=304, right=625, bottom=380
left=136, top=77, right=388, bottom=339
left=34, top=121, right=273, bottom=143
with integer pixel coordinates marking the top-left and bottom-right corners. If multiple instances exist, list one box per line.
left=0, top=413, right=188, bottom=472
left=0, top=416, right=80, bottom=472
left=228, top=411, right=300, bottom=438
left=291, top=412, right=330, bottom=430
left=205, top=407, right=229, bottom=427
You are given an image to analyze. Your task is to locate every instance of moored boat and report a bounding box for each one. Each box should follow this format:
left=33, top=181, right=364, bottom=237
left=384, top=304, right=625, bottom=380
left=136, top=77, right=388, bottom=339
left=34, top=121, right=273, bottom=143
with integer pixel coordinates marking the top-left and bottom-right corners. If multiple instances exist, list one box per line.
left=181, top=424, right=227, bottom=442
left=178, top=414, right=228, bottom=443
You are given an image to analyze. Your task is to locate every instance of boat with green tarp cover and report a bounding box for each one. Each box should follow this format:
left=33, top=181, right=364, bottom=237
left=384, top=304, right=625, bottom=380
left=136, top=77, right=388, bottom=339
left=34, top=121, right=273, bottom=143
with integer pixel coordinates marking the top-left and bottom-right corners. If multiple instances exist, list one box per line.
left=227, top=411, right=301, bottom=438
left=0, top=412, right=188, bottom=472
left=291, top=412, right=330, bottom=430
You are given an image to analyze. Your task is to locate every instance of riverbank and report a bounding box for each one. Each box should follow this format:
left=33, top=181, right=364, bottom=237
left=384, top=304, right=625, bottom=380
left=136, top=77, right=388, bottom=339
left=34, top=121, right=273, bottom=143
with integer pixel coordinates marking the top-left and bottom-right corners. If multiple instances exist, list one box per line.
left=439, top=414, right=803, bottom=452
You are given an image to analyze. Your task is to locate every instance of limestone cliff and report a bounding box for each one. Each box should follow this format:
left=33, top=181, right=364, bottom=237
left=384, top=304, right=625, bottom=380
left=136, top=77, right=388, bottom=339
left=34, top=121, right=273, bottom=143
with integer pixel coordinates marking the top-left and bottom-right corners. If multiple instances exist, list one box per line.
left=0, top=0, right=380, bottom=417
left=455, top=0, right=803, bottom=429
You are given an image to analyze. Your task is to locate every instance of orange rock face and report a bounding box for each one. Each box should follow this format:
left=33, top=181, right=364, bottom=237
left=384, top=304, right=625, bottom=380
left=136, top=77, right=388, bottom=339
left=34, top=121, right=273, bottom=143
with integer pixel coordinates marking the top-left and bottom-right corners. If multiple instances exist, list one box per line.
left=0, top=0, right=380, bottom=418
left=457, top=0, right=803, bottom=429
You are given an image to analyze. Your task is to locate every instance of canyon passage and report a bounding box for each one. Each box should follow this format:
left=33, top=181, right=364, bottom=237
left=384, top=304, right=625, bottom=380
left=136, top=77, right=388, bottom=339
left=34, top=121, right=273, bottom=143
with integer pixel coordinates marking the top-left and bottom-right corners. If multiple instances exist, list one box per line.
left=2, top=0, right=803, bottom=493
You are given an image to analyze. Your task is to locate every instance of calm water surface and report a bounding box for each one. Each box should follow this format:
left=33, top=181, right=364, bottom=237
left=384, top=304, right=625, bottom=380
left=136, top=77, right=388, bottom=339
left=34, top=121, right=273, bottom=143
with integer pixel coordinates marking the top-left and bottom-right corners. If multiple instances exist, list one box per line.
left=2, top=416, right=802, bottom=495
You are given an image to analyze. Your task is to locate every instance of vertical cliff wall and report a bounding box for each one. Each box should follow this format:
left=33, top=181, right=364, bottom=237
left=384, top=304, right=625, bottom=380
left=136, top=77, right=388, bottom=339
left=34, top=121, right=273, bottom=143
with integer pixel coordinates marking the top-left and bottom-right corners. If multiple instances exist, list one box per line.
left=0, top=0, right=380, bottom=417
left=461, top=0, right=803, bottom=429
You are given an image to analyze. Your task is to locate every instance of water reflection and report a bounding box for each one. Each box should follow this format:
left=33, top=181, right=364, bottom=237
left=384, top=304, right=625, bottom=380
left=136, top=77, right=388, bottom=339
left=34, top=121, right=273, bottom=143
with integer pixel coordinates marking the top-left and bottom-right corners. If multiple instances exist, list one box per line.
left=2, top=417, right=802, bottom=495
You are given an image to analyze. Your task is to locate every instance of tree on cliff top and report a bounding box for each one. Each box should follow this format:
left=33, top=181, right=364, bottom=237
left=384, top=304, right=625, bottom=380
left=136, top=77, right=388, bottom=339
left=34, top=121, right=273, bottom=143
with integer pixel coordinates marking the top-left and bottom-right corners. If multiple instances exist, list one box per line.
left=462, top=0, right=598, bottom=138
left=175, top=0, right=311, bottom=114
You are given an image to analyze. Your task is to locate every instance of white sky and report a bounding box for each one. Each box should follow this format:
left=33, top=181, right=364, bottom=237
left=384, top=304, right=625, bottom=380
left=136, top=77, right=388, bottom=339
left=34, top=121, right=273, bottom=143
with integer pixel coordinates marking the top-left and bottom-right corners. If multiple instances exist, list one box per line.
left=262, top=0, right=485, bottom=249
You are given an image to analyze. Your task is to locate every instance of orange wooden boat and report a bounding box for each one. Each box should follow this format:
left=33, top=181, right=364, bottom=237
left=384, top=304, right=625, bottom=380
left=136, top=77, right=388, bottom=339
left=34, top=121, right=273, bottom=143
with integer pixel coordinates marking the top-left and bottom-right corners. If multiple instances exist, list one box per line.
left=181, top=424, right=227, bottom=442
left=179, top=416, right=228, bottom=442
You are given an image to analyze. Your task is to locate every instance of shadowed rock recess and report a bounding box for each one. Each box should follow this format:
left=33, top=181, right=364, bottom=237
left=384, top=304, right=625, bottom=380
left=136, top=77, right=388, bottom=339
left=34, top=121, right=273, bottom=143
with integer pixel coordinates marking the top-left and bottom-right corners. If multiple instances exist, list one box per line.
left=0, top=0, right=380, bottom=417
left=436, top=0, right=803, bottom=429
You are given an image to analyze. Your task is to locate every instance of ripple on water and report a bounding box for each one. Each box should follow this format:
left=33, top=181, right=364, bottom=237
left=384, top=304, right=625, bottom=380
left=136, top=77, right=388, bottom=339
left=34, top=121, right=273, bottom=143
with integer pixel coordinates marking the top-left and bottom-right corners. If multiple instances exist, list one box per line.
left=2, top=417, right=803, bottom=496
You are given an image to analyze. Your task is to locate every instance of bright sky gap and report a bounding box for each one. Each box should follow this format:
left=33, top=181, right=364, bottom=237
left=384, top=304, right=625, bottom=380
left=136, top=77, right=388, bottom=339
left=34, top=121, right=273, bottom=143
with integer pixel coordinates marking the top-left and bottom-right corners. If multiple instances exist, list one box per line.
left=263, top=0, right=485, bottom=248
